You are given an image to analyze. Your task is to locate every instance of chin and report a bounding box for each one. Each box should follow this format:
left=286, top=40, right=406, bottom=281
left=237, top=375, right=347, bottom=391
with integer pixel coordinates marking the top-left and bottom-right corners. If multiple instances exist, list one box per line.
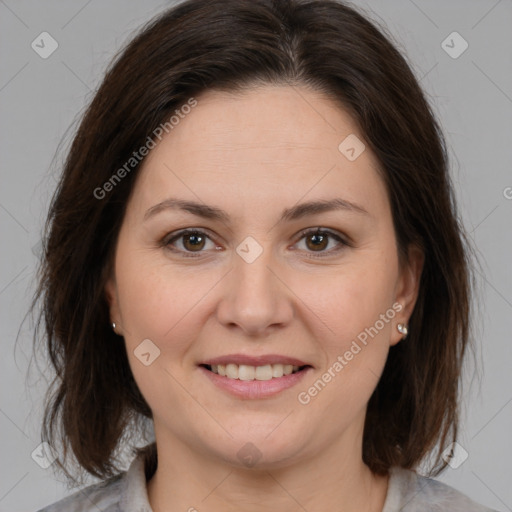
left=210, top=429, right=308, bottom=470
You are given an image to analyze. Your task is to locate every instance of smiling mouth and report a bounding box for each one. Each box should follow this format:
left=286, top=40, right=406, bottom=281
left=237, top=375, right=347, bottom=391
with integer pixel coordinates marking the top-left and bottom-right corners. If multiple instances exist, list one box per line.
left=200, top=363, right=310, bottom=381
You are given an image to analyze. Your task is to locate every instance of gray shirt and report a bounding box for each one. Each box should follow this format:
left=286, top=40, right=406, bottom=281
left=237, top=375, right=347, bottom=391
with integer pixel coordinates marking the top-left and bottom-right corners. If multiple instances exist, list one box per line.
left=36, top=448, right=499, bottom=512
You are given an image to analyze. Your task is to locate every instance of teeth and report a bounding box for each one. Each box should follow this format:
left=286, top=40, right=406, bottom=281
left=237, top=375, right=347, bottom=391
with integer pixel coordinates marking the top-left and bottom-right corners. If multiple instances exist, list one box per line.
left=226, top=363, right=238, bottom=379
left=209, top=363, right=302, bottom=380
left=239, top=365, right=255, bottom=380
left=255, top=365, right=271, bottom=380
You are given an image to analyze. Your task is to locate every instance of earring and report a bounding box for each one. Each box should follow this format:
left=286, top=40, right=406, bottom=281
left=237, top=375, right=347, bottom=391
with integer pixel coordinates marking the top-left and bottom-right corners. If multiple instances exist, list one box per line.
left=112, top=322, right=116, bottom=331
left=397, top=323, right=408, bottom=339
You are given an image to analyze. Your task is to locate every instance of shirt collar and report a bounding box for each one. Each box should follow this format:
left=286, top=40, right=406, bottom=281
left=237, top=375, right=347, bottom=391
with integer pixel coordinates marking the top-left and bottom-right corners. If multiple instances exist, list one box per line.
left=119, top=444, right=156, bottom=512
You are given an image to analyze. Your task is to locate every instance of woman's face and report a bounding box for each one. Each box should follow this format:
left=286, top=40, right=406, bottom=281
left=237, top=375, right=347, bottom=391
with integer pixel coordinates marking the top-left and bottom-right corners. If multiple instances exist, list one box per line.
left=106, top=85, right=423, bottom=468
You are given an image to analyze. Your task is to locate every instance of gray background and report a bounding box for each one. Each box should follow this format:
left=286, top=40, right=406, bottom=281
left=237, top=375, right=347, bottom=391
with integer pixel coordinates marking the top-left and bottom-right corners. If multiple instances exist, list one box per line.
left=1, top=1, right=511, bottom=511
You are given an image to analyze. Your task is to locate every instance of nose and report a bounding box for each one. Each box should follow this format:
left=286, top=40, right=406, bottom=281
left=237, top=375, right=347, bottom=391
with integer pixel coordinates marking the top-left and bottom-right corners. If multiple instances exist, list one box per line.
left=216, top=240, right=294, bottom=337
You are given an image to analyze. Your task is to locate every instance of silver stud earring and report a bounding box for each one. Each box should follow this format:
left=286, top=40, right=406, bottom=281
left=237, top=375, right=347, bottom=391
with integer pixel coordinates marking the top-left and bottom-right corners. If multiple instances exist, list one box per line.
left=397, top=323, right=408, bottom=338
left=112, top=322, right=116, bottom=331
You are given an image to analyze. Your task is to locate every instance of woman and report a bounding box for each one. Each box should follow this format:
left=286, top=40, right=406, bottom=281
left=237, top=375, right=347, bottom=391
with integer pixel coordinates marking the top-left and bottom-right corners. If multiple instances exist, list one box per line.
left=33, top=0, right=499, bottom=511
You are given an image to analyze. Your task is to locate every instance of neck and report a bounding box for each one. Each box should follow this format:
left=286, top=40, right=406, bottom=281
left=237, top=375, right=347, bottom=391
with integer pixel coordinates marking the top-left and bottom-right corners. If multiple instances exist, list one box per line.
left=146, top=429, right=389, bottom=512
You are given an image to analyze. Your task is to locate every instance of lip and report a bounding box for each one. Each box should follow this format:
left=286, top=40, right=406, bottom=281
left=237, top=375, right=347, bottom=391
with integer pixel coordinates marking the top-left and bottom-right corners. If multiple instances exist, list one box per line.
left=199, top=364, right=313, bottom=399
left=201, top=354, right=311, bottom=367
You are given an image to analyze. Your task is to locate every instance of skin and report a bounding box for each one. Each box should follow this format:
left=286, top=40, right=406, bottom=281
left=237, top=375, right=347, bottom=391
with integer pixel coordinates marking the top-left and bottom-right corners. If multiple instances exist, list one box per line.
left=105, top=84, right=424, bottom=512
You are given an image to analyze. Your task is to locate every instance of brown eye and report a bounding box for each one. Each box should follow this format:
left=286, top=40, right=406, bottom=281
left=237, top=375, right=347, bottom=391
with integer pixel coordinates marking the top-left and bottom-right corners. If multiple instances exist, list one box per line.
left=305, top=231, right=329, bottom=251
left=164, top=229, right=215, bottom=257
left=181, top=232, right=206, bottom=251
left=295, top=228, right=349, bottom=258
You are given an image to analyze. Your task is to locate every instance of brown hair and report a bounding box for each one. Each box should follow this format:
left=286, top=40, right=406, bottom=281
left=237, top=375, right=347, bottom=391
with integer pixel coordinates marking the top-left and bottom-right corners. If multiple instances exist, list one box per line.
left=31, top=0, right=477, bottom=485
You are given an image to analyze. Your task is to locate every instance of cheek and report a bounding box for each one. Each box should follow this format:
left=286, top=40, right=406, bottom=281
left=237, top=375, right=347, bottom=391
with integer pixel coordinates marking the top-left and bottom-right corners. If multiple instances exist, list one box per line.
left=114, top=255, right=207, bottom=414
left=297, top=253, right=397, bottom=398
left=115, top=252, right=202, bottom=353
left=296, top=272, right=394, bottom=417
left=306, top=262, right=395, bottom=341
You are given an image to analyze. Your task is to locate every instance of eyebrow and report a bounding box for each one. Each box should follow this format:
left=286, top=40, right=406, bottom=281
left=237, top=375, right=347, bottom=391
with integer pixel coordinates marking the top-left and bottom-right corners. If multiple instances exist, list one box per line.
left=143, top=197, right=370, bottom=223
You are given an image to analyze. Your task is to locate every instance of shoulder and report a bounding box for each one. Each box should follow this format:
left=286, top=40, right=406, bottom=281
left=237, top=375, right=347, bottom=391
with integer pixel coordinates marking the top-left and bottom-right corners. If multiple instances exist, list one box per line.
left=383, top=466, right=500, bottom=512
left=35, top=444, right=155, bottom=512
left=34, top=473, right=125, bottom=512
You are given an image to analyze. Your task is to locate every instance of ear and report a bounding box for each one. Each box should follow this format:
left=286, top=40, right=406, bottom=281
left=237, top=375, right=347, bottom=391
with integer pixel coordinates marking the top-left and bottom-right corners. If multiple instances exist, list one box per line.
left=105, top=276, right=123, bottom=335
left=390, top=244, right=424, bottom=346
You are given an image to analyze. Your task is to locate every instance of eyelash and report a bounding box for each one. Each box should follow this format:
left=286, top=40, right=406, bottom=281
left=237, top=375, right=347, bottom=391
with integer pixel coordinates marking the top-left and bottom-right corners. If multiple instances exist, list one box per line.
left=162, top=227, right=350, bottom=259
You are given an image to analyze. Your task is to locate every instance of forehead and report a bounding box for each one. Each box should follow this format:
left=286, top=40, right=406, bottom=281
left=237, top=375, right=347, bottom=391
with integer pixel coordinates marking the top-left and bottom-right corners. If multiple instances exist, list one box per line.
left=161, top=85, right=360, bottom=153
left=130, top=85, right=388, bottom=221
